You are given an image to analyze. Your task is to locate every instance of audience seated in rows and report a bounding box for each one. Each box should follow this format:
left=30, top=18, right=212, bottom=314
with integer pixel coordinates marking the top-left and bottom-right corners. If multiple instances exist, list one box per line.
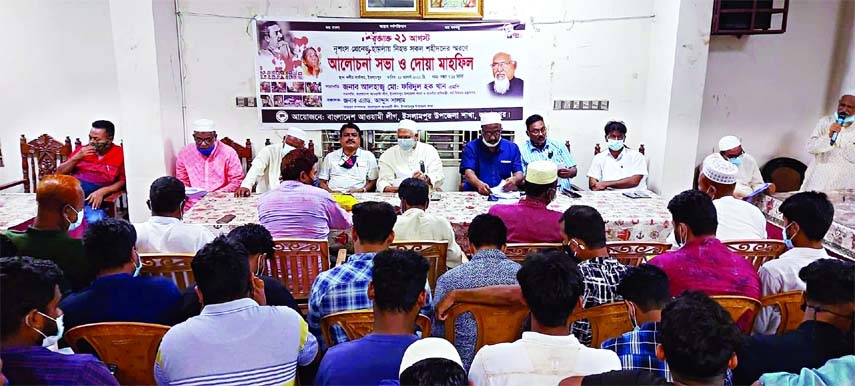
left=754, top=191, right=834, bottom=334
left=733, top=258, right=854, bottom=384
left=488, top=160, right=563, bottom=243
left=0, top=257, right=118, bottom=385
left=155, top=236, right=317, bottom=384
left=468, top=250, right=621, bottom=385
left=308, top=201, right=432, bottom=347
left=133, top=176, right=214, bottom=254
left=389, top=338, right=467, bottom=386
left=4, top=175, right=90, bottom=293
left=318, top=123, right=379, bottom=194
left=378, top=119, right=444, bottom=193
left=60, top=218, right=181, bottom=332
left=175, top=119, right=244, bottom=197
left=315, top=248, right=429, bottom=385
left=432, top=213, right=521, bottom=368
left=257, top=148, right=352, bottom=239
left=756, top=355, right=854, bottom=386
left=394, top=177, right=464, bottom=268
left=237, top=127, right=307, bottom=196
left=563, top=205, right=630, bottom=346
left=565, top=291, right=743, bottom=386
left=587, top=121, right=647, bottom=191
left=177, top=224, right=301, bottom=323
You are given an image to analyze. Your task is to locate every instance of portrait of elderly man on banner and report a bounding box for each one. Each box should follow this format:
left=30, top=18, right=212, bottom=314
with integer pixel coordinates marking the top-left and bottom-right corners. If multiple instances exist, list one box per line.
left=487, top=52, right=523, bottom=97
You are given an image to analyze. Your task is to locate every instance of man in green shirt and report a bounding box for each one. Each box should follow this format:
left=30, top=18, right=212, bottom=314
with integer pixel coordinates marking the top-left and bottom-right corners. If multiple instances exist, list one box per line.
left=5, top=175, right=91, bottom=293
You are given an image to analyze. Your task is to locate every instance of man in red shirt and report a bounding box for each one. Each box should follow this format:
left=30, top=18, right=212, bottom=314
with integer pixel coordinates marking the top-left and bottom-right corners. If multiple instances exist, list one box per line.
left=57, top=120, right=125, bottom=223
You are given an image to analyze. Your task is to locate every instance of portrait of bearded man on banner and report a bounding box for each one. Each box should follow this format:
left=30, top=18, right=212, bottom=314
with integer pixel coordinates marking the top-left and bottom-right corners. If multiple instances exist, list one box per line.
left=487, top=51, right=524, bottom=97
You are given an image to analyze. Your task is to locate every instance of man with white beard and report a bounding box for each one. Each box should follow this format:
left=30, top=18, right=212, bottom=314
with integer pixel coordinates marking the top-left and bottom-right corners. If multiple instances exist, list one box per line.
left=487, top=52, right=524, bottom=97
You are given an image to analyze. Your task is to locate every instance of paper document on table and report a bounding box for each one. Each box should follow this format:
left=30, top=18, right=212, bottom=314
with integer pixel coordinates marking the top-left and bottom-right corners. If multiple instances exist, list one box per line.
left=743, top=183, right=772, bottom=201
left=490, top=184, right=520, bottom=200
left=391, top=177, right=407, bottom=187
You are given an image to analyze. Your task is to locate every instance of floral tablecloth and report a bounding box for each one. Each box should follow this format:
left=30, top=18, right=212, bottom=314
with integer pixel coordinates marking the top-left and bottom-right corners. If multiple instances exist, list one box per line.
left=184, top=191, right=674, bottom=250
left=0, top=193, right=37, bottom=231
left=755, top=190, right=855, bottom=261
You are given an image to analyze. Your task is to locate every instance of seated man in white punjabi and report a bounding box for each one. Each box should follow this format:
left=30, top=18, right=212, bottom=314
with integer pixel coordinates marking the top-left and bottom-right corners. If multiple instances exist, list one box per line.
left=319, top=123, right=378, bottom=193
left=716, top=135, right=775, bottom=199
left=801, top=91, right=855, bottom=191
left=234, top=127, right=307, bottom=197
left=587, top=121, right=647, bottom=191
left=134, top=176, right=214, bottom=253
left=377, top=119, right=444, bottom=193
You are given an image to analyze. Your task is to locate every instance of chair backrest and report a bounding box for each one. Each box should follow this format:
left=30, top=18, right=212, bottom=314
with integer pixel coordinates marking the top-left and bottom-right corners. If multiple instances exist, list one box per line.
left=270, top=238, right=330, bottom=301
left=760, top=290, right=804, bottom=335
left=319, top=309, right=432, bottom=348
left=567, top=302, right=633, bottom=348
left=761, top=157, right=806, bottom=192
left=504, top=243, right=563, bottom=264
left=220, top=137, right=253, bottom=173
left=64, top=322, right=170, bottom=386
left=390, top=241, right=448, bottom=293
left=711, top=295, right=762, bottom=333
left=139, top=254, right=195, bottom=291
left=723, top=240, right=787, bottom=271
left=606, top=241, right=670, bottom=266
left=18, top=134, right=74, bottom=193
left=443, top=297, right=530, bottom=353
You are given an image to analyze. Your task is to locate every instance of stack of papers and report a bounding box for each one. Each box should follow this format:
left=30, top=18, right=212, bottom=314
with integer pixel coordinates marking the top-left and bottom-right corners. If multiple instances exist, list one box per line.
left=490, top=184, right=521, bottom=202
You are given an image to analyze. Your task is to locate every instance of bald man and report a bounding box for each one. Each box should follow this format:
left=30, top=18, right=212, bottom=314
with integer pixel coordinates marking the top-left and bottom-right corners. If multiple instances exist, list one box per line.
left=3, top=175, right=92, bottom=293
left=802, top=92, right=855, bottom=191
left=487, top=52, right=524, bottom=97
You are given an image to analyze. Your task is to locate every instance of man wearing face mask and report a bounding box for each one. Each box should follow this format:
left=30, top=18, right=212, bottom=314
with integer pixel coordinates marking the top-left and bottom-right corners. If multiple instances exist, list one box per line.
left=236, top=127, right=308, bottom=197
left=59, top=219, right=181, bottom=333
left=56, top=120, right=126, bottom=224
left=488, top=160, right=563, bottom=243
left=319, top=123, right=379, bottom=193
left=134, top=176, right=214, bottom=253
left=801, top=92, right=855, bottom=191
left=0, top=256, right=118, bottom=385
left=258, top=148, right=352, bottom=239
left=378, top=119, right=444, bottom=193
left=175, top=119, right=245, bottom=200
left=716, top=136, right=774, bottom=199
left=4, top=175, right=91, bottom=293
left=587, top=121, right=647, bottom=191
left=461, top=113, right=524, bottom=195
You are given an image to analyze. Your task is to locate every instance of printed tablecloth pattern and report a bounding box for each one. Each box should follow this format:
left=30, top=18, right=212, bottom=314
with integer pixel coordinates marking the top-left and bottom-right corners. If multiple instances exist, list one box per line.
left=0, top=193, right=37, bottom=231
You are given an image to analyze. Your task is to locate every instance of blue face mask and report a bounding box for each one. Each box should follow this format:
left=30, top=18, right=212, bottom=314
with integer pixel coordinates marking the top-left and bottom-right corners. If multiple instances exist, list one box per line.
left=837, top=113, right=855, bottom=124
left=728, top=154, right=744, bottom=167
left=398, top=138, right=415, bottom=151
left=783, top=222, right=796, bottom=249
left=65, top=205, right=83, bottom=231
left=133, top=252, right=143, bottom=277
left=197, top=142, right=216, bottom=157
left=607, top=139, right=625, bottom=152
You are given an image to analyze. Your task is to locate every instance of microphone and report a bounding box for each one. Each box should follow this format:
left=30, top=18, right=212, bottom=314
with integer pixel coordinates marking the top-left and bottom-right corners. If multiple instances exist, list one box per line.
left=419, top=160, right=426, bottom=173
left=832, top=112, right=845, bottom=146
left=547, top=149, right=554, bottom=159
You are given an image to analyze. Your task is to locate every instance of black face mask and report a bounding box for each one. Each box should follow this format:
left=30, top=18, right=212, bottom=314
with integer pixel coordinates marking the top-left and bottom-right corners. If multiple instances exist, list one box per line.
left=340, top=154, right=357, bottom=169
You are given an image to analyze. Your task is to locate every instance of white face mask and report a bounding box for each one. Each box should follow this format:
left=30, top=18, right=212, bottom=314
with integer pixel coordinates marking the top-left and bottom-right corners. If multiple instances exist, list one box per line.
left=398, top=138, right=416, bottom=151
left=28, top=312, right=64, bottom=351
left=64, top=205, right=83, bottom=231
left=482, top=137, right=500, bottom=148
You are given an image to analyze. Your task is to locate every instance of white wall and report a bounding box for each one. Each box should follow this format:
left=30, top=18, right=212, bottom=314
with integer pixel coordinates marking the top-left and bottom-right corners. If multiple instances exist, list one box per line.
left=696, top=0, right=846, bottom=168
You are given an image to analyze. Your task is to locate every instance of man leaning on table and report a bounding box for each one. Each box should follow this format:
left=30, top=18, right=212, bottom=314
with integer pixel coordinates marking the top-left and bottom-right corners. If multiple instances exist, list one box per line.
left=319, top=123, right=378, bottom=193
left=461, top=112, right=524, bottom=195
left=521, top=114, right=577, bottom=192
left=235, top=127, right=307, bottom=197
left=716, top=135, right=775, bottom=199
left=587, top=120, right=647, bottom=191
left=377, top=119, right=444, bottom=193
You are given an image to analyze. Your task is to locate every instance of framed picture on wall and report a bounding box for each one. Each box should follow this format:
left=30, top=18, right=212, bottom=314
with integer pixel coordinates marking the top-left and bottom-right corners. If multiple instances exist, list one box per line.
left=421, top=0, right=483, bottom=19
left=360, top=0, right=422, bottom=18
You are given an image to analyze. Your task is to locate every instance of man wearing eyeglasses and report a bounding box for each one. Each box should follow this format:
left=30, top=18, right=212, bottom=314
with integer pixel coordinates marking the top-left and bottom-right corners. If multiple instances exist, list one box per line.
left=487, top=52, right=524, bottom=97
left=520, top=114, right=577, bottom=192
left=175, top=119, right=245, bottom=199
left=319, top=123, right=379, bottom=193
left=717, top=135, right=775, bottom=199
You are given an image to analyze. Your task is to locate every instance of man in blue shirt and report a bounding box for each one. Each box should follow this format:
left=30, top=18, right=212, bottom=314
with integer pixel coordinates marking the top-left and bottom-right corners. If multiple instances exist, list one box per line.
left=315, top=248, right=430, bottom=386
left=461, top=112, right=524, bottom=195
left=520, top=114, right=577, bottom=191
left=60, top=218, right=182, bottom=332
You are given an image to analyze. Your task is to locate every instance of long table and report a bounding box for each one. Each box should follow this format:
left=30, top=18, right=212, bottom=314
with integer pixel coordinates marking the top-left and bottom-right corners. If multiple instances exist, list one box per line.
left=755, top=189, right=855, bottom=261
left=0, top=193, right=37, bottom=231
left=183, top=191, right=674, bottom=249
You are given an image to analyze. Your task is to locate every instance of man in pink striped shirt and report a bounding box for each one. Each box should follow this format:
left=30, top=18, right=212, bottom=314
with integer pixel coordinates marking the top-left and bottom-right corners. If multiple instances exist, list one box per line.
left=258, top=148, right=352, bottom=239
left=175, top=119, right=244, bottom=196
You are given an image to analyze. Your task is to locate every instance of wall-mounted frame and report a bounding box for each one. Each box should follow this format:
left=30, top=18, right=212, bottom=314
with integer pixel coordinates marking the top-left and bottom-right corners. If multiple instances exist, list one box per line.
left=360, top=0, right=422, bottom=18
left=421, top=0, right=483, bottom=19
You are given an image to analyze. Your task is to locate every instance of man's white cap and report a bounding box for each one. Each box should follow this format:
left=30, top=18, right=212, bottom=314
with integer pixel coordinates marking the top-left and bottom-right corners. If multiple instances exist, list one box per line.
left=480, top=112, right=503, bottom=126
left=398, top=119, right=417, bottom=132
left=718, top=135, right=741, bottom=152
left=399, top=338, right=463, bottom=376
left=525, top=160, right=558, bottom=185
left=702, top=154, right=738, bottom=185
left=192, top=119, right=216, bottom=133
left=285, top=127, right=307, bottom=142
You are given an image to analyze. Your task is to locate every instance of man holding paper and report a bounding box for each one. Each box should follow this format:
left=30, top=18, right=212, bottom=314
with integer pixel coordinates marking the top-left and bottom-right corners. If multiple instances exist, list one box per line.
left=461, top=112, right=524, bottom=195
left=377, top=119, right=444, bottom=193
left=716, top=135, right=775, bottom=199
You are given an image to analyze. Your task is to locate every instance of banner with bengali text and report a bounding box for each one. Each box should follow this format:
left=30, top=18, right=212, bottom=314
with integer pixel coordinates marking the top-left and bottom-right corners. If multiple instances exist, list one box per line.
left=255, top=18, right=526, bottom=130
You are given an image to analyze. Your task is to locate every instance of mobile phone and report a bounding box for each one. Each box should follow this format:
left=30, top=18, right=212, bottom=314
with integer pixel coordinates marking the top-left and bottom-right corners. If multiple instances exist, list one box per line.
left=622, top=192, right=651, bottom=199
left=561, top=188, right=582, bottom=199
left=430, top=193, right=441, bottom=201
left=216, top=214, right=237, bottom=224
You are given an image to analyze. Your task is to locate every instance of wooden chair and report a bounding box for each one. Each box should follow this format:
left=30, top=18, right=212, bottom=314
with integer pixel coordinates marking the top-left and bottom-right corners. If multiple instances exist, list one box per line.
left=504, top=243, right=563, bottom=264
left=760, top=290, right=805, bottom=335
left=391, top=241, right=448, bottom=294
left=606, top=241, right=670, bottom=266
left=64, top=322, right=170, bottom=386
left=711, top=295, right=762, bottom=334
left=567, top=302, right=633, bottom=348
left=221, top=137, right=253, bottom=173
left=269, top=238, right=330, bottom=302
left=723, top=240, right=787, bottom=271
left=443, top=297, right=530, bottom=353
left=139, top=254, right=195, bottom=292
left=2, top=134, right=73, bottom=192
left=319, top=309, right=432, bottom=348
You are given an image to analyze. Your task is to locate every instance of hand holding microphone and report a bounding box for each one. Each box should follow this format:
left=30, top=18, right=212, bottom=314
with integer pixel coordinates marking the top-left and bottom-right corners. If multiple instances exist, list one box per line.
left=830, top=112, right=845, bottom=145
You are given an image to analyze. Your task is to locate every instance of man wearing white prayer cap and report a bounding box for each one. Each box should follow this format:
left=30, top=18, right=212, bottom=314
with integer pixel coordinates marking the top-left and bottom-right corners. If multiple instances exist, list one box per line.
left=698, top=154, right=767, bottom=241
left=377, top=119, right=444, bottom=193
left=397, top=338, right=466, bottom=385
left=488, top=160, right=564, bottom=243
left=176, top=119, right=245, bottom=197
left=319, top=122, right=379, bottom=193
left=801, top=91, right=855, bottom=191
left=715, top=135, right=775, bottom=199
left=460, top=112, right=524, bottom=195
left=236, top=126, right=308, bottom=197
